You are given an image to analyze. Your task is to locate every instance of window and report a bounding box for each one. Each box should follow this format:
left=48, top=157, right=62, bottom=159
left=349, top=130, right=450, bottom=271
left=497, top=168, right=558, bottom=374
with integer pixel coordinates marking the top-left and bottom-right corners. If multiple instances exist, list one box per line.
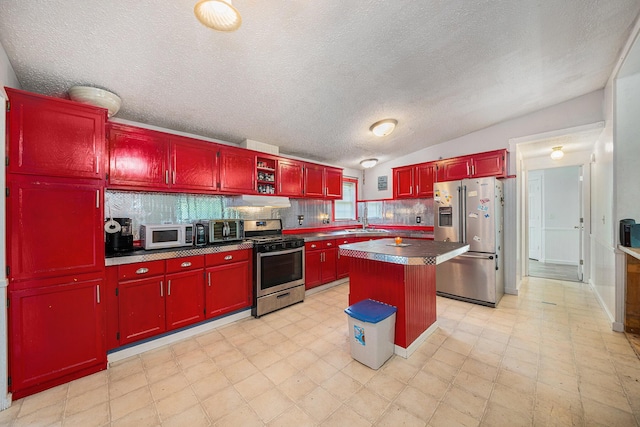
left=334, top=177, right=358, bottom=220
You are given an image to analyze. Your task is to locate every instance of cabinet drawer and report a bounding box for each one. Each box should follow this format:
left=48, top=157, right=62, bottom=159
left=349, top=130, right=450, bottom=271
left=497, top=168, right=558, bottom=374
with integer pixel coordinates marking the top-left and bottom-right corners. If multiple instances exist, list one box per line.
left=306, top=239, right=336, bottom=251
left=166, top=255, right=204, bottom=273
left=206, top=249, right=250, bottom=266
left=119, top=260, right=165, bottom=280
left=336, top=237, right=358, bottom=246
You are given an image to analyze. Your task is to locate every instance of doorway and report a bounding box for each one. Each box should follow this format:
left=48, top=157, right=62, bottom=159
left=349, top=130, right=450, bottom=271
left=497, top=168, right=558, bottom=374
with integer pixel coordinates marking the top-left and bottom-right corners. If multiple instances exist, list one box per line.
left=527, top=165, right=583, bottom=282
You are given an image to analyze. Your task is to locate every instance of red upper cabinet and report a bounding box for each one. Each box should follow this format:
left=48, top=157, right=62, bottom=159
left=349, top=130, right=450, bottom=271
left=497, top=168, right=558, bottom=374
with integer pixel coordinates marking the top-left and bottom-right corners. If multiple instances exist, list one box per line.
left=303, top=164, right=343, bottom=199
left=303, top=163, right=325, bottom=198
left=393, top=165, right=414, bottom=198
left=277, top=159, right=304, bottom=197
left=171, top=135, right=219, bottom=192
left=6, top=88, right=106, bottom=180
left=325, top=167, right=343, bottom=199
left=6, top=175, right=104, bottom=284
left=219, top=146, right=256, bottom=194
left=256, top=156, right=277, bottom=195
left=415, top=162, right=437, bottom=197
left=439, top=150, right=507, bottom=181
left=472, top=149, right=507, bottom=178
left=108, top=123, right=169, bottom=189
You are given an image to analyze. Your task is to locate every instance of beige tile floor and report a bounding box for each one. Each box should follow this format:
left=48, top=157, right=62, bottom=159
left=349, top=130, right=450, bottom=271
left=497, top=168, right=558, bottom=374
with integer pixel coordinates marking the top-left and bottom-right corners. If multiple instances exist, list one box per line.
left=3, top=276, right=640, bottom=426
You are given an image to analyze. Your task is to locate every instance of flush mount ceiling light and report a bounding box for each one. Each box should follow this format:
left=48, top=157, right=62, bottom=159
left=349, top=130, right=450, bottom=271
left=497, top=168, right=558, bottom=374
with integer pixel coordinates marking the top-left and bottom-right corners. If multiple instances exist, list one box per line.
left=194, top=0, right=242, bottom=32
left=360, top=158, right=378, bottom=169
left=369, top=119, right=397, bottom=137
left=550, top=146, right=564, bottom=160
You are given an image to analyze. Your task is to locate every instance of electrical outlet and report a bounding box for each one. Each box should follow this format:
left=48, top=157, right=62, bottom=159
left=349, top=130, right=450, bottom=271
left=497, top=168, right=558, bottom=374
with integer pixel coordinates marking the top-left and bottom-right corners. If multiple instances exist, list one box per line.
left=416, top=216, right=421, bottom=224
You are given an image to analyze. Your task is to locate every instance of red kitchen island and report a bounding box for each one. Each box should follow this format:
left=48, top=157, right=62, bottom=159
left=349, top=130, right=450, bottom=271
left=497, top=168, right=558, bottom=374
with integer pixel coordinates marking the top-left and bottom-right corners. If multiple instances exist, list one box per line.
left=339, top=238, right=469, bottom=358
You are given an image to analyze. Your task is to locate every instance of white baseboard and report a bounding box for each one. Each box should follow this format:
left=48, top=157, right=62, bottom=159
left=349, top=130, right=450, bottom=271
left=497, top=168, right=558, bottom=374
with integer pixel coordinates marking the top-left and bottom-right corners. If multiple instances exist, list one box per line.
left=305, top=278, right=348, bottom=296
left=393, top=321, right=439, bottom=359
left=588, top=279, right=619, bottom=332
left=108, top=310, right=252, bottom=364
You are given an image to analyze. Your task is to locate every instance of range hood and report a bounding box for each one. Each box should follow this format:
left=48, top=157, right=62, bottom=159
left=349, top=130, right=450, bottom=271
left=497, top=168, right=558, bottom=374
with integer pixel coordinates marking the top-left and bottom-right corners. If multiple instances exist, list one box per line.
left=227, top=195, right=291, bottom=208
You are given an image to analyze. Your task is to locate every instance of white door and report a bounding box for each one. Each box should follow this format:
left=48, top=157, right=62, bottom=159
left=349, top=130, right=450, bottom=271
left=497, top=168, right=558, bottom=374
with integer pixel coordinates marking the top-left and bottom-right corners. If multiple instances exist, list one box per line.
left=528, top=173, right=542, bottom=261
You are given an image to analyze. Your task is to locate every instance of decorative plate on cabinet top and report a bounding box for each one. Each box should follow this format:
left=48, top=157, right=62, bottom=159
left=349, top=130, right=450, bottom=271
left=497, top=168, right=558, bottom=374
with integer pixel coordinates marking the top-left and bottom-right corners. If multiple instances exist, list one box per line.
left=68, top=86, right=121, bottom=117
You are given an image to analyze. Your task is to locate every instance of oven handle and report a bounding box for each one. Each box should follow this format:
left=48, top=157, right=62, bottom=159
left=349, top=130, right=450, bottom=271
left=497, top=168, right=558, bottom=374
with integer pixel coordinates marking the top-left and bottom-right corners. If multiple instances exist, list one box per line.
left=256, top=246, right=304, bottom=258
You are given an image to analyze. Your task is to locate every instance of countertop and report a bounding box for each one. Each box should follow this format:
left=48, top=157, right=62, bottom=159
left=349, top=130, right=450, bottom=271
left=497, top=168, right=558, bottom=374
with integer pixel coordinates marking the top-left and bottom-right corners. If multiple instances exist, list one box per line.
left=291, top=229, right=434, bottom=242
left=619, top=245, right=640, bottom=261
left=105, top=241, right=253, bottom=267
left=339, top=238, right=469, bottom=266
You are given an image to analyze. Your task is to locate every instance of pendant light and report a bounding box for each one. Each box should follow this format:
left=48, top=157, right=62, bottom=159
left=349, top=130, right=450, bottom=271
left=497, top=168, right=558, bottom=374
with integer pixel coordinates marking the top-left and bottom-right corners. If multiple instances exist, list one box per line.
left=369, top=119, right=397, bottom=137
left=550, top=146, right=564, bottom=160
left=194, top=0, right=242, bottom=32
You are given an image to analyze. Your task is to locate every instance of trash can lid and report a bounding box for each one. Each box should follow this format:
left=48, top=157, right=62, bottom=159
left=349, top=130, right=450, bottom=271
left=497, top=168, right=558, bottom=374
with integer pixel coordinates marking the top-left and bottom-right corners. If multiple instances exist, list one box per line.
left=344, top=299, right=397, bottom=323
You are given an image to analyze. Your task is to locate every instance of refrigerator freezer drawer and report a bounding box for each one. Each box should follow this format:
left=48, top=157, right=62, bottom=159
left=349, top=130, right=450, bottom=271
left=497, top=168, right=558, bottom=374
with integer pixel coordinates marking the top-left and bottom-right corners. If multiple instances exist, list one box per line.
left=436, top=252, right=503, bottom=307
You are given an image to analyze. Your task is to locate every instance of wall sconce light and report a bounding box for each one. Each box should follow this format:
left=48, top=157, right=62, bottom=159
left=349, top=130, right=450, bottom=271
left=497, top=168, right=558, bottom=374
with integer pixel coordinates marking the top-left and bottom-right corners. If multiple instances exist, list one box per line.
left=550, top=146, right=564, bottom=160
left=297, top=215, right=304, bottom=226
left=369, top=119, right=397, bottom=137
left=360, top=158, right=378, bottom=169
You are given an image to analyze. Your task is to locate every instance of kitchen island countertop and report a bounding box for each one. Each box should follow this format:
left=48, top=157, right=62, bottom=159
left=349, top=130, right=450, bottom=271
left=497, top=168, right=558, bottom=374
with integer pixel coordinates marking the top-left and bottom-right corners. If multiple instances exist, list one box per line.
left=339, top=238, right=468, bottom=265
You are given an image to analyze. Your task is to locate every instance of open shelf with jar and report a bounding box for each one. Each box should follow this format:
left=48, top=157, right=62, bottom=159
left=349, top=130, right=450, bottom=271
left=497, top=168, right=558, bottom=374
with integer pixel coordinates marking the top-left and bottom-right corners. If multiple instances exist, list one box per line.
left=256, top=157, right=276, bottom=194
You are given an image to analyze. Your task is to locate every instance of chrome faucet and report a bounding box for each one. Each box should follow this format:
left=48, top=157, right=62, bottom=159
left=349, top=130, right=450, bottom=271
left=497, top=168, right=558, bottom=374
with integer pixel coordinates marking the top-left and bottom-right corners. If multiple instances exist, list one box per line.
left=361, top=205, right=368, bottom=229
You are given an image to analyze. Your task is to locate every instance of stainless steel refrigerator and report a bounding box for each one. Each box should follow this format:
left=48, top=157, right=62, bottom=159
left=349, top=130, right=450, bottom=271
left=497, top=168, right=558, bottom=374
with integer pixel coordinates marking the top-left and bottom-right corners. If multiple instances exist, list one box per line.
left=434, top=177, right=504, bottom=307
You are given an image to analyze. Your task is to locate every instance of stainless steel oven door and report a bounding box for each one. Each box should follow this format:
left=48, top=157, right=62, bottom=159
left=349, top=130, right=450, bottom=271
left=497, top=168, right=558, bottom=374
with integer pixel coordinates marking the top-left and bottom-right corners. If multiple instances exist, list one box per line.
left=256, top=247, right=305, bottom=297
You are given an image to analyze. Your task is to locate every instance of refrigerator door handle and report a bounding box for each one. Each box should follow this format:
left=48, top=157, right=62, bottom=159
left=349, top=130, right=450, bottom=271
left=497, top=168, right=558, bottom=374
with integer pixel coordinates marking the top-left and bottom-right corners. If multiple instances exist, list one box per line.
left=460, top=185, right=467, bottom=244
left=458, top=253, right=494, bottom=260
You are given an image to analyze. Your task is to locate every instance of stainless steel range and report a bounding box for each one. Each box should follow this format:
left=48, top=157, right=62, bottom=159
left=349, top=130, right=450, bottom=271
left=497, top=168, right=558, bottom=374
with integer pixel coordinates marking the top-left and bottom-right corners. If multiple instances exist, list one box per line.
left=246, top=219, right=305, bottom=317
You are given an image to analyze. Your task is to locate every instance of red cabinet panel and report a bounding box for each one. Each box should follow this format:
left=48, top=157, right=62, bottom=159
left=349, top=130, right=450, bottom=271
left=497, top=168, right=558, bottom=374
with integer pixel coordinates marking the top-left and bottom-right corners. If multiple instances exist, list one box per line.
left=472, top=150, right=507, bottom=178
left=305, top=240, right=337, bottom=289
left=171, top=135, right=219, bottom=191
left=415, top=163, right=437, bottom=197
left=303, top=163, right=325, bottom=198
left=439, top=156, right=471, bottom=182
left=393, top=166, right=414, bottom=198
left=6, top=88, right=106, bottom=180
left=205, top=258, right=251, bottom=318
left=206, top=249, right=250, bottom=266
left=166, top=270, right=205, bottom=330
left=105, top=266, right=120, bottom=351
left=278, top=159, right=304, bottom=197
left=6, top=175, right=104, bottom=284
left=9, top=277, right=106, bottom=399
left=108, top=123, right=169, bottom=189
left=336, top=237, right=358, bottom=279
left=325, top=167, right=343, bottom=199
left=219, top=147, right=256, bottom=194
left=118, top=276, right=166, bottom=345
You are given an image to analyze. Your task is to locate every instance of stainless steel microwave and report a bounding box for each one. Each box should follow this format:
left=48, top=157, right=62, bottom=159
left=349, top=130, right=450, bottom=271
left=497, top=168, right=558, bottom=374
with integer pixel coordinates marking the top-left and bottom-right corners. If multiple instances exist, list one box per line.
left=140, top=224, right=194, bottom=250
left=209, top=219, right=244, bottom=243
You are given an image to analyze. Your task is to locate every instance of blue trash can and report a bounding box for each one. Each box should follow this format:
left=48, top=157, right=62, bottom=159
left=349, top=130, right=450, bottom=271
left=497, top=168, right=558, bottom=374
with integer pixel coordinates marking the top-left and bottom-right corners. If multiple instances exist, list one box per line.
left=344, top=299, right=397, bottom=369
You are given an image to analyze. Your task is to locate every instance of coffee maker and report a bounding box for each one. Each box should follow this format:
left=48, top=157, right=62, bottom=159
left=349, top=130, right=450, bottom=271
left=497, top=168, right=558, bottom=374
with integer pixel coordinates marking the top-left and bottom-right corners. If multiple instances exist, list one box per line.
left=105, top=217, right=134, bottom=254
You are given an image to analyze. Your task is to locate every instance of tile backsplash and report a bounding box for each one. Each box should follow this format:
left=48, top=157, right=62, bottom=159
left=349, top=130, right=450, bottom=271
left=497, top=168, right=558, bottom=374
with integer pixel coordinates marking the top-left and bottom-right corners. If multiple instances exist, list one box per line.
left=105, top=190, right=433, bottom=240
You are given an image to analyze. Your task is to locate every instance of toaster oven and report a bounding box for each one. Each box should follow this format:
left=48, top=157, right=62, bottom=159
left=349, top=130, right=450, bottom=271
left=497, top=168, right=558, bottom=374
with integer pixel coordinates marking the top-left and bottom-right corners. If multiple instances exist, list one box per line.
left=209, top=219, right=244, bottom=243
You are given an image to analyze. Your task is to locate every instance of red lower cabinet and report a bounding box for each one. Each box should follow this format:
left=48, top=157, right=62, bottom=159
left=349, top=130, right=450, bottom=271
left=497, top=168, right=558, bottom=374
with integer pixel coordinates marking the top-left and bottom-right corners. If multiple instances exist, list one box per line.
left=205, top=250, right=252, bottom=318
left=118, top=275, right=166, bottom=345
left=305, top=240, right=337, bottom=289
left=165, top=269, right=205, bottom=331
left=336, top=237, right=358, bottom=279
left=9, top=275, right=106, bottom=399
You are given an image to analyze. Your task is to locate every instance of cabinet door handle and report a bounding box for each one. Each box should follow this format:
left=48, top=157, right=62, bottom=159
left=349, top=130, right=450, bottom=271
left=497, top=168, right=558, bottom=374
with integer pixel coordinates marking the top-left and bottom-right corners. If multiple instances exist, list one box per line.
left=136, top=267, right=149, bottom=275
left=180, top=261, right=192, bottom=268
left=416, top=185, right=419, bottom=194
left=326, top=243, right=332, bottom=247
left=165, top=170, right=169, bottom=185
left=208, top=272, right=211, bottom=287
left=96, top=284, right=100, bottom=304
left=224, top=255, right=233, bottom=260
left=168, top=280, right=171, bottom=296
left=172, top=170, right=176, bottom=184
left=311, top=244, right=316, bottom=249
left=160, top=281, right=164, bottom=297
left=96, top=190, right=100, bottom=209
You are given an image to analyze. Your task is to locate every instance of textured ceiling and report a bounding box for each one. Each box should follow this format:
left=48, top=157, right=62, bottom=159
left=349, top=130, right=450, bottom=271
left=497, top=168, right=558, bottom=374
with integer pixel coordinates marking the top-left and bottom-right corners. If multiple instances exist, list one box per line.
left=0, top=1, right=638, bottom=170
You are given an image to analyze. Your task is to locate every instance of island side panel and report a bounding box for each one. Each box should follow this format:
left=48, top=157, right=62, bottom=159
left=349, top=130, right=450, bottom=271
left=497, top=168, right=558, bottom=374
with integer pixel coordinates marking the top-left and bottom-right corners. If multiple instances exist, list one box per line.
left=348, top=258, right=437, bottom=349
left=348, top=257, right=407, bottom=347
left=404, top=264, right=437, bottom=346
